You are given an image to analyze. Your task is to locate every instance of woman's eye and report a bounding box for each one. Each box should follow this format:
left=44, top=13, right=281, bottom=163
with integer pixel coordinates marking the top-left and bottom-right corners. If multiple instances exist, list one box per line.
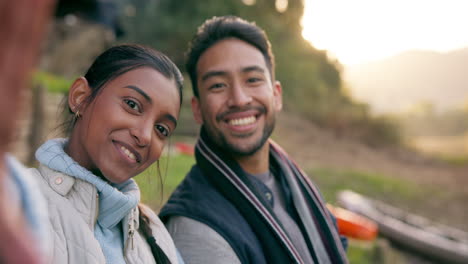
left=124, top=99, right=140, bottom=111
left=155, top=124, right=169, bottom=137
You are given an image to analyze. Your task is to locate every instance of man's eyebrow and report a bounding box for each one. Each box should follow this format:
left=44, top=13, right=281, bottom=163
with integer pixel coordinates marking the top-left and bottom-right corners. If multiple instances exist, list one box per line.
left=242, top=66, right=265, bottom=74
left=200, top=71, right=227, bottom=82
left=124, top=85, right=152, bottom=103
left=200, top=66, right=265, bottom=82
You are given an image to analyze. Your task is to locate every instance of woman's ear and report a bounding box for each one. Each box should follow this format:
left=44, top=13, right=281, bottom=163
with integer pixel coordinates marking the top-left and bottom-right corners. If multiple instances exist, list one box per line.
left=68, top=77, right=91, bottom=113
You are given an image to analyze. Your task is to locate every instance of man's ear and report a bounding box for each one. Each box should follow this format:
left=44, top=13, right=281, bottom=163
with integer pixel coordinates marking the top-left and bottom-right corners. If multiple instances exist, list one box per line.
left=191, top=96, right=203, bottom=124
left=273, top=80, right=283, bottom=111
left=68, top=77, right=91, bottom=113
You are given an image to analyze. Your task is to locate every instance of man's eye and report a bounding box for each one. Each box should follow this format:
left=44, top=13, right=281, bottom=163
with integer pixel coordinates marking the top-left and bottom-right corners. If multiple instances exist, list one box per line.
left=209, top=83, right=226, bottom=90
left=155, top=125, right=169, bottom=137
left=124, top=99, right=140, bottom=111
left=247, top=77, right=262, bottom=83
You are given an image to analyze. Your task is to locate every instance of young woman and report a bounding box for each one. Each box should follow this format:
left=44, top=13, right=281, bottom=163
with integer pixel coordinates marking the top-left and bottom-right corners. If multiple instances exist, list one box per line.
left=31, top=44, right=184, bottom=264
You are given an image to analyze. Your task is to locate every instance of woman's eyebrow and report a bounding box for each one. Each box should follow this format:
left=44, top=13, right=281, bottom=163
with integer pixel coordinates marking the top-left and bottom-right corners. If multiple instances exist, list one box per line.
left=124, top=85, right=152, bottom=103
left=164, top=114, right=178, bottom=128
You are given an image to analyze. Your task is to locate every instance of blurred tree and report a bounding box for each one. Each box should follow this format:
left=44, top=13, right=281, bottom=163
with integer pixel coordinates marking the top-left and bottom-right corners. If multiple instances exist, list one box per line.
left=121, top=0, right=345, bottom=118
left=27, top=0, right=125, bottom=165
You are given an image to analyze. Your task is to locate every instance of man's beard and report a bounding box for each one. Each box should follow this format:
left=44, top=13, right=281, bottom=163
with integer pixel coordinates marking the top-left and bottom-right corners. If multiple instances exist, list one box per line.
left=203, top=113, right=276, bottom=157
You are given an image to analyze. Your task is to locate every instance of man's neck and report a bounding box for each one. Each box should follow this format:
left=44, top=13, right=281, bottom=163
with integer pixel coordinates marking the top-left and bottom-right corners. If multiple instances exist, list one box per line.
left=235, top=143, right=270, bottom=175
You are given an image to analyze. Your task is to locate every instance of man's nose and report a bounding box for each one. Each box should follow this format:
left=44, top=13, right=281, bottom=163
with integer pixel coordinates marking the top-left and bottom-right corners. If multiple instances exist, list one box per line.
left=227, top=82, right=252, bottom=107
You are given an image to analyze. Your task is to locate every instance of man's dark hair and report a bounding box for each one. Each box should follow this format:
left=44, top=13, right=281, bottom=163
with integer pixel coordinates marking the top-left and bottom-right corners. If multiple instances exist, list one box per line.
left=186, top=16, right=275, bottom=97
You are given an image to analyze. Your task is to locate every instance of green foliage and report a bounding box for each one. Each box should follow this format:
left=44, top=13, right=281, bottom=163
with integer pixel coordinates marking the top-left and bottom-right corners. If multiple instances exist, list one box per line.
left=33, top=71, right=72, bottom=93
left=120, top=0, right=401, bottom=147
left=120, top=1, right=342, bottom=103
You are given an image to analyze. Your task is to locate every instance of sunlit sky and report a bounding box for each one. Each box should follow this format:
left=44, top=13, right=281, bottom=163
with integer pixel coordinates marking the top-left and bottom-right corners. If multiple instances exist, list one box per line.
left=302, top=0, right=468, bottom=65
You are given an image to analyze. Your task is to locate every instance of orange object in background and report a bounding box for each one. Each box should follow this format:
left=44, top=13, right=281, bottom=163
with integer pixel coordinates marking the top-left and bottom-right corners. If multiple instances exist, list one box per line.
left=174, top=142, right=195, bottom=156
left=327, top=204, right=378, bottom=241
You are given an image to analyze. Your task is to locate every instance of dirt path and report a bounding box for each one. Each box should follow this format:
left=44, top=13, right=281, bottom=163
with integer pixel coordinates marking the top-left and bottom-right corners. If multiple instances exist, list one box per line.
left=274, top=113, right=468, bottom=231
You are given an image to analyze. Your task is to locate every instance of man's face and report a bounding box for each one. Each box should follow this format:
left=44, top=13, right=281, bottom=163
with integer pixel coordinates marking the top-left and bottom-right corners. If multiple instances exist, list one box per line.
left=192, top=38, right=282, bottom=156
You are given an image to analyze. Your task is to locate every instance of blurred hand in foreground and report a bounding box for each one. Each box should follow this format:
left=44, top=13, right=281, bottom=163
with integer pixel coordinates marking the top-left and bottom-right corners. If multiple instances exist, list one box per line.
left=0, top=0, right=55, bottom=263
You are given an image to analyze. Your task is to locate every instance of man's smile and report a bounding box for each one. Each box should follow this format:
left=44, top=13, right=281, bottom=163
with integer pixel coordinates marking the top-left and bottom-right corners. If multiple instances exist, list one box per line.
left=228, top=116, right=256, bottom=126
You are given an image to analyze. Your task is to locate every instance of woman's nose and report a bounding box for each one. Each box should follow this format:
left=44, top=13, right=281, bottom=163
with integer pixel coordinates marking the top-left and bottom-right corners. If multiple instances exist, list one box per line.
left=130, top=121, right=152, bottom=147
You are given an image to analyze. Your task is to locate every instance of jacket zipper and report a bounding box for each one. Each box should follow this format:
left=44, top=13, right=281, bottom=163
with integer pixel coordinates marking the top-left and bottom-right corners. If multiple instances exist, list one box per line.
left=93, top=190, right=99, bottom=229
left=129, top=227, right=135, bottom=250
left=124, top=211, right=136, bottom=252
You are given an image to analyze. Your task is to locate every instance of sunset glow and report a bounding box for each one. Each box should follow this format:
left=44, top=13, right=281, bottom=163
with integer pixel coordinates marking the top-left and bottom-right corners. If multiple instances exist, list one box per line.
left=302, top=0, right=468, bottom=65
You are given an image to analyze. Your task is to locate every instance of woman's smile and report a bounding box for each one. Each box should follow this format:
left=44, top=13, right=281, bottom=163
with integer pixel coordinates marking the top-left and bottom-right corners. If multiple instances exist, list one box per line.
left=113, top=140, right=141, bottom=164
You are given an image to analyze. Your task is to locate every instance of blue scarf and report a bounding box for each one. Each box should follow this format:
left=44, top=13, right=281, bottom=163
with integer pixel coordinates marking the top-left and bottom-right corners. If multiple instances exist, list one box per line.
left=36, top=138, right=139, bottom=264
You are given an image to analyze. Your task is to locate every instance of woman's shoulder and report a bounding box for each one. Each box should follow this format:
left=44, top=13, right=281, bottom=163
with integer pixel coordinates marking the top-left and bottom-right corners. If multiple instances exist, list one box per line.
left=138, top=203, right=173, bottom=241
left=30, top=165, right=97, bottom=220
left=138, top=203, right=179, bottom=263
left=29, top=165, right=78, bottom=195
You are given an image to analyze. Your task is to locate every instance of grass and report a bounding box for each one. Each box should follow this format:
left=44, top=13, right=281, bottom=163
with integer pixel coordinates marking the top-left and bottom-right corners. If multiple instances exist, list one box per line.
left=435, top=154, right=468, bottom=166
left=347, top=240, right=376, bottom=264
left=135, top=153, right=195, bottom=209
left=307, top=167, right=429, bottom=205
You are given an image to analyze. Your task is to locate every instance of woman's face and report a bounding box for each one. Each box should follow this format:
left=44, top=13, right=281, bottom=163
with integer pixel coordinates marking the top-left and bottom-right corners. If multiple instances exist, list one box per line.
left=70, top=67, right=180, bottom=184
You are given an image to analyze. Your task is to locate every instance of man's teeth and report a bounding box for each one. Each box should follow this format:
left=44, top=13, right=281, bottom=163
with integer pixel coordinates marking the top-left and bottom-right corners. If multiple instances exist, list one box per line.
left=229, top=116, right=256, bottom=126
left=120, top=146, right=136, bottom=160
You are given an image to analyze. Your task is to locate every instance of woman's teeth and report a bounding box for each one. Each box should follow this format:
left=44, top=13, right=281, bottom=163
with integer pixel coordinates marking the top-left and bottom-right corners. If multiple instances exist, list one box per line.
left=229, top=116, right=256, bottom=126
left=120, top=146, right=136, bottom=160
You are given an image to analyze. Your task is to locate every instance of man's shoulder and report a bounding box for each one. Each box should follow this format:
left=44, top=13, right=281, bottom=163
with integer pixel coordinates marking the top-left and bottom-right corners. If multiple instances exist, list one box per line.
left=163, top=164, right=219, bottom=202
left=165, top=216, right=242, bottom=264
left=160, top=164, right=230, bottom=219
left=159, top=163, right=252, bottom=237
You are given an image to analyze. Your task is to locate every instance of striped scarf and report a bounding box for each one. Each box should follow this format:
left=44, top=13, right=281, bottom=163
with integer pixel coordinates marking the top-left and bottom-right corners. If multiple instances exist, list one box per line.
left=195, top=130, right=348, bottom=264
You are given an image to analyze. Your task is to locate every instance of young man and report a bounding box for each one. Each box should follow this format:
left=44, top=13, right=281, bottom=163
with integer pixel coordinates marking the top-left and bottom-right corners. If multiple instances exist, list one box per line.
left=160, top=16, right=348, bottom=264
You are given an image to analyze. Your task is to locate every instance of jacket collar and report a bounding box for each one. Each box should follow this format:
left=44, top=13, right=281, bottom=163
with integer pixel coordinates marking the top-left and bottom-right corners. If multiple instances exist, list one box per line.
left=39, top=165, right=75, bottom=196
left=36, top=138, right=140, bottom=229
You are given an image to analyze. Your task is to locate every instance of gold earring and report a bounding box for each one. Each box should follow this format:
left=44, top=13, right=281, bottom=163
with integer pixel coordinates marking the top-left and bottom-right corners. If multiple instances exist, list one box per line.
left=73, top=109, right=81, bottom=121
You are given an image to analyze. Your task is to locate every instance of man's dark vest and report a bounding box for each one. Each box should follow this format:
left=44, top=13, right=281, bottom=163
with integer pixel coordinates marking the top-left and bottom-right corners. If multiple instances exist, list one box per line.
left=159, top=165, right=268, bottom=264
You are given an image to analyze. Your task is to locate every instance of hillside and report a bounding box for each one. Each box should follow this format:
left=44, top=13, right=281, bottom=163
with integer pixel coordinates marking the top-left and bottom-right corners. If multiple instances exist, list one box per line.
left=344, top=48, right=468, bottom=113
left=273, top=112, right=468, bottom=232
